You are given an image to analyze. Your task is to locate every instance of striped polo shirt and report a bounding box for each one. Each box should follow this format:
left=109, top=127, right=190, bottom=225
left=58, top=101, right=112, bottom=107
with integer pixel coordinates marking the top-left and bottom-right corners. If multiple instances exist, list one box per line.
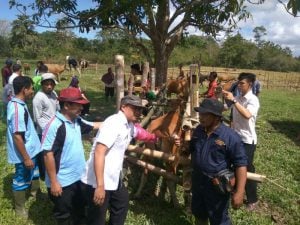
left=6, top=97, right=41, bottom=164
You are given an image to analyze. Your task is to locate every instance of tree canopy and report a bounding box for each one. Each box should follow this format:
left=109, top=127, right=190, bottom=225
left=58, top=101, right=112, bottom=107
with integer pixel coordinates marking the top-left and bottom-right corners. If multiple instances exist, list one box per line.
left=8, top=0, right=300, bottom=85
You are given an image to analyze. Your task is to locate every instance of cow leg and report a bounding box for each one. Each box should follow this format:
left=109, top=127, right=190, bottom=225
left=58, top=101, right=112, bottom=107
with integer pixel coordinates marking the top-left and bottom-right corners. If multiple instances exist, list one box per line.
left=77, top=67, right=82, bottom=77
left=182, top=165, right=192, bottom=213
left=134, top=169, right=148, bottom=199
left=166, top=179, right=180, bottom=208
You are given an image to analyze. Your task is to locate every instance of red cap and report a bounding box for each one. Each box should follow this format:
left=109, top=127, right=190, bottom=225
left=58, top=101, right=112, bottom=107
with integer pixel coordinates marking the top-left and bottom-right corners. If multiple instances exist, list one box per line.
left=58, top=87, right=89, bottom=104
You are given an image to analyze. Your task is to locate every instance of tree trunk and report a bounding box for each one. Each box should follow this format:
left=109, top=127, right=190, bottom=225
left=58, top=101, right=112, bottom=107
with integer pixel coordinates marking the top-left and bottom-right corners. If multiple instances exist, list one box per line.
left=154, top=50, right=169, bottom=87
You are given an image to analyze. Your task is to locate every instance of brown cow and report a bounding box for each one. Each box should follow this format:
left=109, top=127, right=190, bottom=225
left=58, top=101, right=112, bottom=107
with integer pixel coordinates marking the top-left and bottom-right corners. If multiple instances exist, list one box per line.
left=23, top=63, right=30, bottom=75
left=166, top=78, right=189, bottom=100
left=80, top=59, right=88, bottom=71
left=217, top=74, right=236, bottom=82
left=134, top=99, right=188, bottom=208
left=45, top=64, right=66, bottom=82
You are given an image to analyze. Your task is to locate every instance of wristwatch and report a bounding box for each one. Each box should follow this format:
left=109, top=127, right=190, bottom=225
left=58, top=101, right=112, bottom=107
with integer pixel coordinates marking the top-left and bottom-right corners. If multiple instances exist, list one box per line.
left=232, top=99, right=237, bottom=104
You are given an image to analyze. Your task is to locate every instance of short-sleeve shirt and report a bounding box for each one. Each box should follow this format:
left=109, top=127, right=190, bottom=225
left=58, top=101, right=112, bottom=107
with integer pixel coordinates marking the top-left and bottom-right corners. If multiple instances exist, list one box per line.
left=41, top=111, right=93, bottom=188
left=6, top=97, right=41, bottom=164
left=207, top=80, right=218, bottom=98
left=81, top=111, right=136, bottom=190
left=32, top=90, right=59, bottom=135
left=232, top=91, right=260, bottom=144
left=190, top=123, right=247, bottom=176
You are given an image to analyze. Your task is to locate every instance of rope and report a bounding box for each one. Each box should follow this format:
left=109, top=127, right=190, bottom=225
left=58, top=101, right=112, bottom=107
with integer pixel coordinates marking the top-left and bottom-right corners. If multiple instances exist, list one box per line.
left=265, top=177, right=300, bottom=198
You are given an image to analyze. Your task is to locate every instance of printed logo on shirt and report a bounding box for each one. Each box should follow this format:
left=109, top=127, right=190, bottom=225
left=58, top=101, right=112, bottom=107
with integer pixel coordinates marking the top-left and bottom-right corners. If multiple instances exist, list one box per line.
left=215, top=139, right=225, bottom=146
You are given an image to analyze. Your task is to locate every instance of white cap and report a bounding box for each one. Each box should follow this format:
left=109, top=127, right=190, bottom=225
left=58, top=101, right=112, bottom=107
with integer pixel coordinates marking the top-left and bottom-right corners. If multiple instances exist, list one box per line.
left=41, top=73, right=58, bottom=84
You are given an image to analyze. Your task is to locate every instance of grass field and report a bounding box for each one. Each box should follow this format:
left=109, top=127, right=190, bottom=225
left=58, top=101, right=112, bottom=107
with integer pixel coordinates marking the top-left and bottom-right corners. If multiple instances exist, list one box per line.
left=0, top=67, right=299, bottom=225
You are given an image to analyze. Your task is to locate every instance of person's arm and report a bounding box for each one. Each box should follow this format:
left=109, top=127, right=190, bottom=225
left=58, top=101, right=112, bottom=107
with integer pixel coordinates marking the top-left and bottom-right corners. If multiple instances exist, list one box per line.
left=222, top=90, right=252, bottom=119
left=134, top=123, right=158, bottom=143
left=93, top=122, right=102, bottom=130
left=231, top=166, right=247, bottom=209
left=32, top=96, right=44, bottom=125
left=13, top=132, right=34, bottom=169
left=44, top=151, right=62, bottom=196
left=93, top=143, right=108, bottom=205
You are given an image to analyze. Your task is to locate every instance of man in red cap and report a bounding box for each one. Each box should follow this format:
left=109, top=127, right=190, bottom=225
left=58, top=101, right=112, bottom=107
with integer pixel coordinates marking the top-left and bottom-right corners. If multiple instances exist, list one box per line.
left=41, top=87, right=101, bottom=225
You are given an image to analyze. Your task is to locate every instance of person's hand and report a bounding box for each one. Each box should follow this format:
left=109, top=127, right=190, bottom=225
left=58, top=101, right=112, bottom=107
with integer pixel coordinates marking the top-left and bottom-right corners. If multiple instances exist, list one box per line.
left=50, top=181, right=62, bottom=197
left=93, top=185, right=105, bottom=206
left=24, top=158, right=34, bottom=169
left=222, top=90, right=234, bottom=101
left=172, top=134, right=181, bottom=146
left=231, top=191, right=244, bottom=209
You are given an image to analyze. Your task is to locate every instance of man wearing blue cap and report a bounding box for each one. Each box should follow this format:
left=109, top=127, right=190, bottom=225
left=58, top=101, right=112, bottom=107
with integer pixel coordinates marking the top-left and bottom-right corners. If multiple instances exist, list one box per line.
left=190, top=98, right=248, bottom=225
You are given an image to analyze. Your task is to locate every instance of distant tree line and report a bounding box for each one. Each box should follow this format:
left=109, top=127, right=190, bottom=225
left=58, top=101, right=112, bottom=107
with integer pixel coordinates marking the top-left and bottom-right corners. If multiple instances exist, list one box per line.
left=1, top=17, right=299, bottom=72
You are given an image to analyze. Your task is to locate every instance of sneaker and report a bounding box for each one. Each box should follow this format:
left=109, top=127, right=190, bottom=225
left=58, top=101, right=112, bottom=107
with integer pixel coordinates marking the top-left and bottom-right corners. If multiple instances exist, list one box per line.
left=246, top=202, right=258, bottom=211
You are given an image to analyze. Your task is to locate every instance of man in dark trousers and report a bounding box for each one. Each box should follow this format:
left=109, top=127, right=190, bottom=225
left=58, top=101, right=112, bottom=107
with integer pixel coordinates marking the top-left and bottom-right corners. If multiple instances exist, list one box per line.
left=190, top=98, right=248, bottom=225
left=101, top=67, right=115, bottom=101
left=41, top=87, right=101, bottom=225
left=222, top=73, right=260, bottom=211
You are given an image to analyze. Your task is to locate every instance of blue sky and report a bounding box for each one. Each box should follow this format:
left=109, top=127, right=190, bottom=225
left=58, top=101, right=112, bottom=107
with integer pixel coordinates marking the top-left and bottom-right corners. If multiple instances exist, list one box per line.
left=1, top=0, right=300, bottom=56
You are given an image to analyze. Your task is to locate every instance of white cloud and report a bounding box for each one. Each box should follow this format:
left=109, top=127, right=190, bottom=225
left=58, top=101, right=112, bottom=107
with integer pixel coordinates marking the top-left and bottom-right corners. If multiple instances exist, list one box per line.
left=238, top=1, right=300, bottom=56
left=183, top=1, right=300, bottom=56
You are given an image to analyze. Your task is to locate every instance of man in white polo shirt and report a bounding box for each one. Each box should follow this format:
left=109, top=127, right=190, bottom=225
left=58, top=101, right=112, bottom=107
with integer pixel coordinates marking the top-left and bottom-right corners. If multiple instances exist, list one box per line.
left=81, top=95, right=163, bottom=225
left=222, top=72, right=260, bottom=211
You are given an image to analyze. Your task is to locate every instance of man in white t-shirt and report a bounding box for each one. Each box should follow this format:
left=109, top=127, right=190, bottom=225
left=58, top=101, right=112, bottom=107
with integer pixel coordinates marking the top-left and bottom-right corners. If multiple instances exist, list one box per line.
left=222, top=72, right=260, bottom=211
left=81, top=95, right=165, bottom=225
left=8, top=64, right=22, bottom=98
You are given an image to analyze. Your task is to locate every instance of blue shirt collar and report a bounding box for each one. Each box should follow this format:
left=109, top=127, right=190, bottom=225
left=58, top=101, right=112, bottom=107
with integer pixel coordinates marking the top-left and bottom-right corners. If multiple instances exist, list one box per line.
left=56, top=111, right=81, bottom=124
left=11, top=97, right=25, bottom=105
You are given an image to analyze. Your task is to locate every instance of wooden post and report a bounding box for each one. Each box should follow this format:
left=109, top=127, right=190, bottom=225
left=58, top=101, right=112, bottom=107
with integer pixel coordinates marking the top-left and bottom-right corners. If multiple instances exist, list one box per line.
left=115, top=55, right=125, bottom=112
left=266, top=72, right=269, bottom=89
left=189, top=64, right=198, bottom=118
left=142, top=62, right=149, bottom=88
left=150, top=68, right=156, bottom=91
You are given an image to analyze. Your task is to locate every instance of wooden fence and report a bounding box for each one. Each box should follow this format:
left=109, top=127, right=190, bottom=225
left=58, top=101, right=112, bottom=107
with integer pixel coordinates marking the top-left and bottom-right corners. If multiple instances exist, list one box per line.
left=82, top=64, right=300, bottom=91
left=169, top=66, right=300, bottom=91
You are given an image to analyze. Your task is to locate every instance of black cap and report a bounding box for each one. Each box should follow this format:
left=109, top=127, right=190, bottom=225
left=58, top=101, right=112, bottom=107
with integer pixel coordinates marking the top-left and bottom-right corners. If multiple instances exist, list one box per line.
left=194, top=98, right=223, bottom=117
left=121, top=95, right=144, bottom=108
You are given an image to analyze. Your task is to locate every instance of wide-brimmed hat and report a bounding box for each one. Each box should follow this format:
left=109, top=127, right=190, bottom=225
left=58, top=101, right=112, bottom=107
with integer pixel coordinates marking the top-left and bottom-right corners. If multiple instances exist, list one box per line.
left=121, top=95, right=145, bottom=108
left=58, top=87, right=89, bottom=104
left=194, top=98, right=223, bottom=117
left=41, top=73, right=58, bottom=84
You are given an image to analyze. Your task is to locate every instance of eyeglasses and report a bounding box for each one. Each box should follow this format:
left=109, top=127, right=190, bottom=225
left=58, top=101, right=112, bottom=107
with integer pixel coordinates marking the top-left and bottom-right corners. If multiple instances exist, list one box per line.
left=129, top=105, right=143, bottom=113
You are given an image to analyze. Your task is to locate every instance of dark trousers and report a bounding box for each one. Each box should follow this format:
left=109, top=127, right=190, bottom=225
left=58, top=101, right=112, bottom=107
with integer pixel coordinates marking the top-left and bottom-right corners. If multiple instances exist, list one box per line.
left=36, top=134, right=45, bottom=181
left=191, top=171, right=232, bottom=225
left=48, top=181, right=86, bottom=225
left=243, top=143, right=258, bottom=203
left=82, top=181, right=129, bottom=225
left=105, top=87, right=114, bottom=98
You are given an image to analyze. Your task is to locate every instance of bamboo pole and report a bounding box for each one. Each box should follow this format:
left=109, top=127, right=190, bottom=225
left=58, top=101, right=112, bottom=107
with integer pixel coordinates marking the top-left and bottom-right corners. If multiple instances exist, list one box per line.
left=140, top=107, right=155, bottom=128
left=127, top=145, right=191, bottom=165
left=115, top=55, right=125, bottom=111
left=246, top=172, right=266, bottom=182
left=142, top=62, right=149, bottom=88
left=150, top=68, right=156, bottom=91
left=125, top=155, right=179, bottom=182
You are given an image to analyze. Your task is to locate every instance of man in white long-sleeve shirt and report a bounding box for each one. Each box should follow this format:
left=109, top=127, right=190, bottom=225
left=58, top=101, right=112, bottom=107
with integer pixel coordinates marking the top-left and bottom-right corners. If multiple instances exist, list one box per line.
left=32, top=73, right=59, bottom=180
